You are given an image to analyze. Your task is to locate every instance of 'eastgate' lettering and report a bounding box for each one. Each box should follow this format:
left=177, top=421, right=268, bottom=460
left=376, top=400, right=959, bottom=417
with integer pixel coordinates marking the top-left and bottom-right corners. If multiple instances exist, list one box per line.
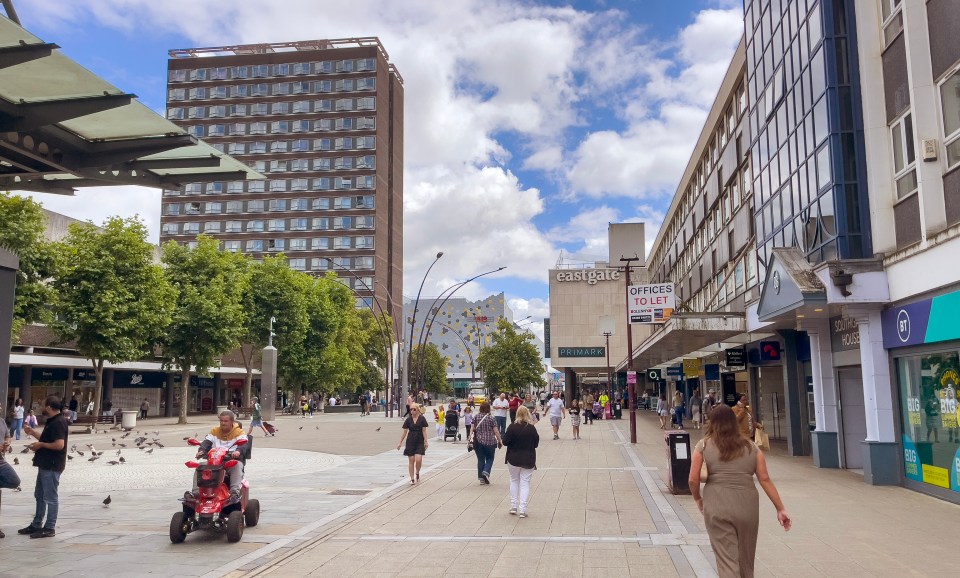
left=555, top=269, right=621, bottom=285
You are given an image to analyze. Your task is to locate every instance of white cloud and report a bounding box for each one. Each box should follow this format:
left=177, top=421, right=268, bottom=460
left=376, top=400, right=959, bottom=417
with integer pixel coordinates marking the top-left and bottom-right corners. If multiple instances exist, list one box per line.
left=16, top=186, right=162, bottom=244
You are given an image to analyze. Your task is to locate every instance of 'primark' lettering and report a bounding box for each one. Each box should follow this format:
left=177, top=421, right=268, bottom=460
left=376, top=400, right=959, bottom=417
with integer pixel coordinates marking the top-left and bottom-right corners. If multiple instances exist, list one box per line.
left=557, top=346, right=605, bottom=357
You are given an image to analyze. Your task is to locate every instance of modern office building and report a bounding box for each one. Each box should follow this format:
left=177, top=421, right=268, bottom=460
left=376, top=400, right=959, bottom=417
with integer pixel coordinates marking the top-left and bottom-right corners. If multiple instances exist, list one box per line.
left=160, top=38, right=404, bottom=315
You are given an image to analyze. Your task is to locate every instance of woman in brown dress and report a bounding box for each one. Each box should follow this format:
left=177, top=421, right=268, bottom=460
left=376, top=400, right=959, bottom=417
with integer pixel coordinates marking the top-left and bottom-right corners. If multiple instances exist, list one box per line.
left=689, top=404, right=791, bottom=578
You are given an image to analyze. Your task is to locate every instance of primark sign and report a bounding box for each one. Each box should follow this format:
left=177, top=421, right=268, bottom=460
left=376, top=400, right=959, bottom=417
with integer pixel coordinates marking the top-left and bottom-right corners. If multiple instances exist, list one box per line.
left=557, top=347, right=605, bottom=358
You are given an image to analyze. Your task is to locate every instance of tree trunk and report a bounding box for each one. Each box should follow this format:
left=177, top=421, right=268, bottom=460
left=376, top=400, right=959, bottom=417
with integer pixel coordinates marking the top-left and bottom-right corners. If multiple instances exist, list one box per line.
left=179, top=363, right=191, bottom=425
left=240, top=343, right=253, bottom=407
left=92, top=360, right=104, bottom=423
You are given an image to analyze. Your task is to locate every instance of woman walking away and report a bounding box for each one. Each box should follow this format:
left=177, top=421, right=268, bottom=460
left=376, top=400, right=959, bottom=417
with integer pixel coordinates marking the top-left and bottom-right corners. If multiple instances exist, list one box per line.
left=673, top=391, right=685, bottom=429
left=247, top=397, right=272, bottom=436
left=568, top=399, right=582, bottom=440
left=691, top=388, right=703, bottom=430
left=656, top=393, right=669, bottom=429
left=469, top=402, right=502, bottom=484
left=502, top=406, right=539, bottom=518
left=397, top=404, right=429, bottom=485
left=690, top=405, right=791, bottom=578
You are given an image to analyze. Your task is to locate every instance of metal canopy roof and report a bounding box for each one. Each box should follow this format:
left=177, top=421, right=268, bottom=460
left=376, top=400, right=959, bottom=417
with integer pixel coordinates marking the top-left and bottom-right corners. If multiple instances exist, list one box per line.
left=0, top=15, right=263, bottom=195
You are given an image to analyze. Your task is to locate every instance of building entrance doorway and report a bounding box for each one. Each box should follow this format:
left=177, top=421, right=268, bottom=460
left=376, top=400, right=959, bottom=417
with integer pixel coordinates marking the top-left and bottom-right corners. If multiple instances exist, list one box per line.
left=838, top=367, right=866, bottom=469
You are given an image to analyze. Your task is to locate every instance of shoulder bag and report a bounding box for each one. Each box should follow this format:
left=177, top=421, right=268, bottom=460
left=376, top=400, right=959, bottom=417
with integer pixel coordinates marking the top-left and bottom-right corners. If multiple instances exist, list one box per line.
left=699, top=439, right=709, bottom=483
left=468, top=414, right=488, bottom=453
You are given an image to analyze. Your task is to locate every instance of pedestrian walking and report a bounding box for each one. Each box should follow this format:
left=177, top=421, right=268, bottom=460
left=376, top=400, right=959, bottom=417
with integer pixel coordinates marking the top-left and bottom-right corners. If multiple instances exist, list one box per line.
left=690, top=404, right=791, bottom=577
left=502, top=405, right=539, bottom=518
left=508, top=392, right=522, bottom=424
left=568, top=399, right=581, bottom=440
left=539, top=390, right=548, bottom=411
left=656, top=393, right=669, bottom=429
left=435, top=404, right=446, bottom=439
left=545, top=391, right=566, bottom=440
left=68, top=395, right=78, bottom=422
left=359, top=394, right=368, bottom=416
left=397, top=404, right=428, bottom=485
left=492, top=393, right=510, bottom=434
left=469, top=402, right=502, bottom=484
left=405, top=394, right=414, bottom=417
left=582, top=391, right=594, bottom=424
left=522, top=393, right=538, bottom=423
left=691, top=388, right=703, bottom=430
left=247, top=397, right=271, bottom=436
left=0, top=400, right=22, bottom=539
left=12, top=398, right=24, bottom=440
left=733, top=395, right=754, bottom=439
left=702, top=390, right=717, bottom=426
left=463, top=406, right=474, bottom=439
left=598, top=392, right=609, bottom=419
left=673, top=391, right=685, bottom=429
left=20, top=395, right=69, bottom=539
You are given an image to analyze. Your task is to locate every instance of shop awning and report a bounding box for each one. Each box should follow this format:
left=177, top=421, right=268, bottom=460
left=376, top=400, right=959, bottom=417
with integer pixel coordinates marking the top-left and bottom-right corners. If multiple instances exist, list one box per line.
left=618, top=313, right=747, bottom=372
left=9, top=352, right=255, bottom=375
left=0, top=15, right=263, bottom=195
left=756, top=247, right=827, bottom=322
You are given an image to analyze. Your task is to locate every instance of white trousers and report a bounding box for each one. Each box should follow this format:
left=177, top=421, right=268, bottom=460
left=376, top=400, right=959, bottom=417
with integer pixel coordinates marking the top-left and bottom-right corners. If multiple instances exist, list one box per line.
left=507, top=463, right=534, bottom=512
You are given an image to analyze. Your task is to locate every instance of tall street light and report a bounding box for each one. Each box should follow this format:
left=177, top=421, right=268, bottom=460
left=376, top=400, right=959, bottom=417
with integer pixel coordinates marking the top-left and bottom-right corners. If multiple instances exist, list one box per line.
left=375, top=279, right=403, bottom=417
left=323, top=258, right=398, bottom=417
left=413, top=266, right=506, bottom=388
left=620, top=254, right=640, bottom=444
left=405, top=252, right=444, bottom=412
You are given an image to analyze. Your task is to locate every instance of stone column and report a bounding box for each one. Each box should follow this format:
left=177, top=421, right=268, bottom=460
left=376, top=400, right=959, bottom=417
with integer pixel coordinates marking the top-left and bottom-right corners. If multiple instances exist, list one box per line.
left=849, top=307, right=899, bottom=485
left=103, top=368, right=114, bottom=411
left=165, top=373, right=176, bottom=417
left=21, top=365, right=32, bottom=411
left=778, top=330, right=809, bottom=456
left=0, top=249, right=16, bottom=411
left=261, top=346, right=277, bottom=421
left=805, top=318, right=840, bottom=468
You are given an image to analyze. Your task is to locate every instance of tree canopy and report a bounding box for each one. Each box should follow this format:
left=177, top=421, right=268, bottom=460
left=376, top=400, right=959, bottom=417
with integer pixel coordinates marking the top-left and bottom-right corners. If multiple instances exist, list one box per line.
left=476, top=318, right=545, bottom=394
left=53, top=217, right=174, bottom=415
left=0, top=193, right=58, bottom=337
left=160, top=236, right=249, bottom=423
left=410, top=342, right=451, bottom=396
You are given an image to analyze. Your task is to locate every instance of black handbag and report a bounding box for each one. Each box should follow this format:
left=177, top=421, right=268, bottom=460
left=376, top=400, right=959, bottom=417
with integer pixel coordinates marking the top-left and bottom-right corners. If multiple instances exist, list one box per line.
left=467, top=441, right=474, bottom=452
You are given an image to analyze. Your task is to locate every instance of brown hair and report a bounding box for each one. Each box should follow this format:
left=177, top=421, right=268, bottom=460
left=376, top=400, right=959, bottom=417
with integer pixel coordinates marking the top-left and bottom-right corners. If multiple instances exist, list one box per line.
left=704, top=404, right=752, bottom=461
left=478, top=401, right=491, bottom=414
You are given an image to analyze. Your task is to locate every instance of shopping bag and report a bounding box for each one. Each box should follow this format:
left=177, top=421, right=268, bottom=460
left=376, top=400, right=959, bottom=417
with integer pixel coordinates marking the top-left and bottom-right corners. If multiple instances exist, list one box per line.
left=755, top=426, right=770, bottom=451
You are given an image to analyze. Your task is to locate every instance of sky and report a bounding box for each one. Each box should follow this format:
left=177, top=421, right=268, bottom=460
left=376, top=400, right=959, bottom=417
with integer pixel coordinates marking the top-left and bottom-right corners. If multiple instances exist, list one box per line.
left=7, top=0, right=745, bottom=343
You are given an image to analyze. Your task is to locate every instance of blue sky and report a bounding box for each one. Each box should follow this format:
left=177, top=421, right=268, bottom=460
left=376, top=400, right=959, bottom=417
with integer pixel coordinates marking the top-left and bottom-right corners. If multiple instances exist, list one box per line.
left=8, top=0, right=744, bottom=341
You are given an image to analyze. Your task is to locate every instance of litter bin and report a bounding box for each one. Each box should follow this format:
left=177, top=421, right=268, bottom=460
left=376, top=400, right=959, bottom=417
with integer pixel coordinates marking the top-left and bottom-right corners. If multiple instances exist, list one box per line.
left=614, top=402, right=623, bottom=419
left=121, top=410, right=137, bottom=431
left=665, top=430, right=692, bottom=495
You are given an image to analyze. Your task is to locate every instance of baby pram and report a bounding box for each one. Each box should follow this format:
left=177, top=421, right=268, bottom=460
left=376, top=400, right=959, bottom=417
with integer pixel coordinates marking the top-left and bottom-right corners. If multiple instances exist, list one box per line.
left=444, top=410, right=461, bottom=441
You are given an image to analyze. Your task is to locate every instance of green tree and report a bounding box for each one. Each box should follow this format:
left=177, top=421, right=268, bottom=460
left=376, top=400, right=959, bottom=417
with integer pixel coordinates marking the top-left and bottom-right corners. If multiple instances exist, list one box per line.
left=356, top=308, right=393, bottom=396
left=0, top=193, right=58, bottom=337
left=53, top=217, right=174, bottom=416
left=238, top=255, right=310, bottom=405
left=160, top=236, right=248, bottom=424
left=476, top=318, right=545, bottom=393
left=411, top=342, right=451, bottom=396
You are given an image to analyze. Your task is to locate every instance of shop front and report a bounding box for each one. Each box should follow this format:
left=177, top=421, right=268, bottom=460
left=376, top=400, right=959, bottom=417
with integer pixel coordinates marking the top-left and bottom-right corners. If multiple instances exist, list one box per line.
left=883, top=291, right=960, bottom=503
left=112, top=370, right=167, bottom=416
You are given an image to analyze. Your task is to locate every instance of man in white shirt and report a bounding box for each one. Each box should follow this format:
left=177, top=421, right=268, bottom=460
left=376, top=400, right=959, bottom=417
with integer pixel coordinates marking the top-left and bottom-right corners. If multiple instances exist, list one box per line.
left=545, top=391, right=566, bottom=440
left=492, top=393, right=510, bottom=435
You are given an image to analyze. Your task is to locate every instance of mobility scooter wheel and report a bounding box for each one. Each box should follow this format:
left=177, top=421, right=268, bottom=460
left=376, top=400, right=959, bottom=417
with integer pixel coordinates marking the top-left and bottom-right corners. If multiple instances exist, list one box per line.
left=226, top=510, right=245, bottom=542
left=244, top=499, right=260, bottom=527
left=169, top=512, right=187, bottom=543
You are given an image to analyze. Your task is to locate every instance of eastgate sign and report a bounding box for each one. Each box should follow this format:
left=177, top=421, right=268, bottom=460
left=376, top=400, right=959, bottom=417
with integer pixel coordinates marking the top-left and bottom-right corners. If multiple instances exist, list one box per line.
left=555, top=269, right=621, bottom=285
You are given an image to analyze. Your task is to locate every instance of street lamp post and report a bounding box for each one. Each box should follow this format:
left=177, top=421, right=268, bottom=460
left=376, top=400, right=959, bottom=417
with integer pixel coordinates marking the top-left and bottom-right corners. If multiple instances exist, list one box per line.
left=603, top=330, right=613, bottom=417
left=405, top=252, right=444, bottom=412
left=323, top=258, right=398, bottom=417
left=620, top=255, right=640, bottom=444
left=375, top=280, right=402, bottom=418
left=412, top=266, right=506, bottom=390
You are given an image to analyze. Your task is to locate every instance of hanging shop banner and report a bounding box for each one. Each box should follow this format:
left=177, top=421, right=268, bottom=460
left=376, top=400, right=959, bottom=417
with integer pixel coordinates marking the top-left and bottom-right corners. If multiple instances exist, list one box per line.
left=626, top=371, right=637, bottom=384
left=645, top=369, right=662, bottom=382
left=704, top=364, right=720, bottom=381
left=682, top=358, right=701, bottom=376
left=725, top=348, right=745, bottom=368
left=666, top=365, right=683, bottom=378
left=543, top=318, right=551, bottom=357
left=627, top=283, right=675, bottom=324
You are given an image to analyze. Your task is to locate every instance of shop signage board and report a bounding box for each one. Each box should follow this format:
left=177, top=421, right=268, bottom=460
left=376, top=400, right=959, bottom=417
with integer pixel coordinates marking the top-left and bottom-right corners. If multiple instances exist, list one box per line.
left=666, top=365, right=683, bottom=378
left=682, top=358, right=701, bottom=376
left=830, top=316, right=861, bottom=351
left=725, top=348, right=745, bottom=368
left=543, top=318, right=551, bottom=356
left=645, top=369, right=662, bottom=381
left=880, top=291, right=960, bottom=349
left=704, top=364, right=720, bottom=381
left=557, top=346, right=605, bottom=358
left=627, top=283, right=675, bottom=324
left=626, top=371, right=637, bottom=384
left=554, top=269, right=621, bottom=285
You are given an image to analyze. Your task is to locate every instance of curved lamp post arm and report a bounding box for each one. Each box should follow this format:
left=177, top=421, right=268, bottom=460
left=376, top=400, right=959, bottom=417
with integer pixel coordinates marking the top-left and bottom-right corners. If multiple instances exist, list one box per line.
left=407, top=252, right=444, bottom=392
left=414, top=266, right=506, bottom=390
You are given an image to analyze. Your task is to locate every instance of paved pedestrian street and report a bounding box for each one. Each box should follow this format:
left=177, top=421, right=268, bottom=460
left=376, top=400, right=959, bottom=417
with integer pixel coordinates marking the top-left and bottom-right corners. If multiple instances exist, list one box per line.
left=0, top=411, right=957, bottom=577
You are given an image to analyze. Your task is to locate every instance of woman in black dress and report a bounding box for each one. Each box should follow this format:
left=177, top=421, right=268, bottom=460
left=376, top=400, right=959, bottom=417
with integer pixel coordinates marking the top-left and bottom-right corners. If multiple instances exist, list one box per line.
left=397, top=404, right=429, bottom=484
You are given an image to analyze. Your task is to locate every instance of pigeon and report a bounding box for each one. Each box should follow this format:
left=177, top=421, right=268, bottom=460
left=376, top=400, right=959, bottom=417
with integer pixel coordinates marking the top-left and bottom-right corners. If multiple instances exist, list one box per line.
left=71, top=444, right=78, bottom=453
left=20, top=447, right=29, bottom=454
left=182, top=437, right=190, bottom=441
left=299, top=426, right=304, bottom=430
left=116, top=450, right=122, bottom=457
left=153, top=431, right=160, bottom=436
left=77, top=450, right=84, bottom=456
left=67, top=455, right=73, bottom=461
left=88, top=456, right=98, bottom=462
left=316, top=426, right=319, bottom=430
left=112, top=438, right=117, bottom=443
left=103, top=495, right=111, bottom=506
left=118, top=444, right=126, bottom=448
left=119, top=457, right=126, bottom=463
left=13, top=457, right=18, bottom=465
left=146, top=448, right=154, bottom=454
left=155, top=442, right=165, bottom=448
left=121, top=432, right=130, bottom=439
left=376, top=427, right=381, bottom=432
left=107, top=460, right=119, bottom=465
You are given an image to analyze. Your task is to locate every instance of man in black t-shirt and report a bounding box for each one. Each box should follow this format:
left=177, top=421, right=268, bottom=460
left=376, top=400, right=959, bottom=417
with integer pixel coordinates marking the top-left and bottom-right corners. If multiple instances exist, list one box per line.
left=19, top=395, right=68, bottom=539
